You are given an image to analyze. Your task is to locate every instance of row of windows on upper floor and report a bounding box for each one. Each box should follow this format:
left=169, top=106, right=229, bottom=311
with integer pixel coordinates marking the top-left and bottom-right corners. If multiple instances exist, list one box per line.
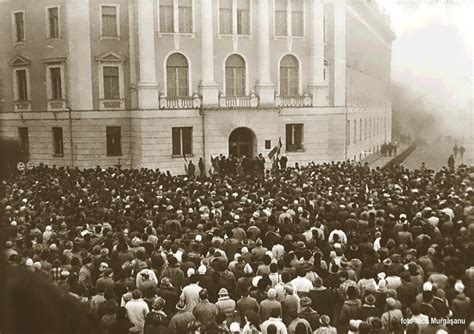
left=11, top=0, right=327, bottom=43
left=10, top=52, right=328, bottom=111
left=346, top=117, right=388, bottom=146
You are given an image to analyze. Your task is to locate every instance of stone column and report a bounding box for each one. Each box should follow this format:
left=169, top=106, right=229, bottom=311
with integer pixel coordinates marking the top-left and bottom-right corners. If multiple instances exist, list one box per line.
left=66, top=0, right=93, bottom=110
left=137, top=0, right=159, bottom=109
left=199, top=0, right=219, bottom=106
left=333, top=0, right=346, bottom=107
left=308, top=0, right=328, bottom=106
left=255, top=0, right=274, bottom=105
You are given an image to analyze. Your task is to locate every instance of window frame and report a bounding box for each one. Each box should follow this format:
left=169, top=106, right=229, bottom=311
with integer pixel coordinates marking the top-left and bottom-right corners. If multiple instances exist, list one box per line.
left=45, top=62, right=66, bottom=101
left=100, top=4, right=120, bottom=39
left=52, top=127, right=64, bottom=157
left=165, top=52, right=191, bottom=97
left=157, top=0, right=195, bottom=35
left=106, top=126, right=122, bottom=157
left=217, top=0, right=251, bottom=36
left=18, top=127, right=29, bottom=157
left=273, top=0, right=306, bottom=38
left=224, top=53, right=248, bottom=97
left=12, top=67, right=30, bottom=102
left=285, top=123, right=304, bottom=152
left=171, top=126, right=193, bottom=157
left=97, top=54, right=125, bottom=110
left=12, top=10, right=26, bottom=43
left=278, top=54, right=301, bottom=97
left=46, top=6, right=60, bottom=39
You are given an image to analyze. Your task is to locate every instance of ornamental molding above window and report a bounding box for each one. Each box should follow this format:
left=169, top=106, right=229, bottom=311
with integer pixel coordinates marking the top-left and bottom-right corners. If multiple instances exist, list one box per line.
left=9, top=55, right=30, bottom=67
left=95, top=51, right=125, bottom=62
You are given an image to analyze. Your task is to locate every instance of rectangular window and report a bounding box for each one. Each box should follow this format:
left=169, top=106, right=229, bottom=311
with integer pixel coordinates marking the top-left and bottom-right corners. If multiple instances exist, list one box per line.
left=265, top=140, right=271, bottom=149
left=14, top=12, right=25, bottom=42
left=286, top=124, right=303, bottom=151
left=103, top=66, right=120, bottom=99
left=364, top=119, right=368, bottom=140
left=167, top=66, right=188, bottom=97
left=106, top=126, right=122, bottom=156
left=160, top=0, right=174, bottom=32
left=48, top=7, right=59, bottom=38
left=275, top=0, right=288, bottom=36
left=101, top=5, right=118, bottom=37
left=178, top=0, right=193, bottom=33
left=323, top=14, right=327, bottom=43
left=49, top=67, right=62, bottom=99
left=353, top=120, right=357, bottom=143
left=369, top=118, right=372, bottom=138
left=347, top=120, right=350, bottom=146
left=172, top=127, right=192, bottom=156
left=226, top=67, right=246, bottom=97
left=237, top=0, right=250, bottom=35
left=52, top=127, right=63, bottom=156
left=219, top=0, right=232, bottom=34
left=15, top=69, right=28, bottom=102
left=280, top=67, right=298, bottom=96
left=18, top=127, right=29, bottom=156
left=291, top=0, right=304, bottom=36
left=359, top=119, right=362, bottom=141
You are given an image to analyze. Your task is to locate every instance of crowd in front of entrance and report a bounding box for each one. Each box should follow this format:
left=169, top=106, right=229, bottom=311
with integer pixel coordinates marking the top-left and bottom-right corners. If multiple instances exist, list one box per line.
left=1, top=156, right=474, bottom=334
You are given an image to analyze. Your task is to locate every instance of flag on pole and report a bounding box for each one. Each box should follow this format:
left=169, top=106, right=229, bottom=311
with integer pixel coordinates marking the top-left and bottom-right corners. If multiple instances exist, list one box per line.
left=268, top=138, right=282, bottom=160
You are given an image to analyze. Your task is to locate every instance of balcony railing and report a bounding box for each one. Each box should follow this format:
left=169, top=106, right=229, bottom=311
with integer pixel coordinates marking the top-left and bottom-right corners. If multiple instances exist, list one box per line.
left=275, top=93, right=312, bottom=107
left=159, top=93, right=201, bottom=109
left=219, top=92, right=258, bottom=108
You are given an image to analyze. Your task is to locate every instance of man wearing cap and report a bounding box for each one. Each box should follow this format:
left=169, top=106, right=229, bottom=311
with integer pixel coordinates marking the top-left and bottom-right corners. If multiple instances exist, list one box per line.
left=381, top=297, right=403, bottom=333
left=260, top=288, right=282, bottom=322
left=216, top=288, right=237, bottom=322
left=298, top=297, right=320, bottom=331
left=168, top=299, right=196, bottom=334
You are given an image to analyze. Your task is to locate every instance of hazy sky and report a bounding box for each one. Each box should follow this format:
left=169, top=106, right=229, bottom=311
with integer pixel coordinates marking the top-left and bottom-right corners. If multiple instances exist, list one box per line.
left=380, top=0, right=473, bottom=135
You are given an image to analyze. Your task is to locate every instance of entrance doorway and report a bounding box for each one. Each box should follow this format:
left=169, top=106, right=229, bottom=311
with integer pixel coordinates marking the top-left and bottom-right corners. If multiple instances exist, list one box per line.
left=228, top=127, right=256, bottom=158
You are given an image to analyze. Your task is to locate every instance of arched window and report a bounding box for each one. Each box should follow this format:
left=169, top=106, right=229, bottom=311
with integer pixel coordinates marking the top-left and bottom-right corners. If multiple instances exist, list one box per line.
left=225, top=54, right=246, bottom=97
left=166, top=53, right=189, bottom=97
left=280, top=55, right=299, bottom=96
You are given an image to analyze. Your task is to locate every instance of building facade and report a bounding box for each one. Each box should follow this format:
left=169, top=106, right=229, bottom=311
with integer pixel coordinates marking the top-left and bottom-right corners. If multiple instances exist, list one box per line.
left=0, top=0, right=395, bottom=174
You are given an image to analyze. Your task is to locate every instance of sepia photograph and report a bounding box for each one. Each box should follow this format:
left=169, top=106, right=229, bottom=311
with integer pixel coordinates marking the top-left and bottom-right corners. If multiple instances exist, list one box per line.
left=0, top=0, right=473, bottom=333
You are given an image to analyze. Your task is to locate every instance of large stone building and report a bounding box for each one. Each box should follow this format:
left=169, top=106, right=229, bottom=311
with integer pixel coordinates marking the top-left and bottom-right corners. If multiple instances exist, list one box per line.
left=0, top=0, right=395, bottom=174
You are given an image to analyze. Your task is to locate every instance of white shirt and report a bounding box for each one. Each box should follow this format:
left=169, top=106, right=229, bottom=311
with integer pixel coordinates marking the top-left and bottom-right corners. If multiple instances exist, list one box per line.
left=125, top=299, right=149, bottom=329
left=181, top=283, right=202, bottom=312
left=290, top=276, right=313, bottom=294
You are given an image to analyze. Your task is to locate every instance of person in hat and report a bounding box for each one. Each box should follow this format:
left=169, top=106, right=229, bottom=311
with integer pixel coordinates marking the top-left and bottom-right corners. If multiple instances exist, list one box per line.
left=168, top=298, right=196, bottom=334
left=193, top=289, right=218, bottom=328
left=357, top=294, right=379, bottom=321
left=298, top=297, right=320, bottom=331
left=381, top=297, right=403, bottom=334
left=314, top=315, right=336, bottom=334
left=260, top=288, right=282, bottom=322
left=216, top=288, right=237, bottom=322
left=450, top=280, right=471, bottom=333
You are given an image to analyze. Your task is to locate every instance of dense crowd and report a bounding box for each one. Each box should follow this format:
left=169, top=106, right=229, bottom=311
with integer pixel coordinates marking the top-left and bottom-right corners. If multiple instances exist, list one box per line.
left=1, top=157, right=474, bottom=334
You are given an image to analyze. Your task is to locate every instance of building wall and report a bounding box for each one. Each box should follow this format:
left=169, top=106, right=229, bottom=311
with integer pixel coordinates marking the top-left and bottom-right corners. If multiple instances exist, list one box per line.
left=0, top=0, right=395, bottom=174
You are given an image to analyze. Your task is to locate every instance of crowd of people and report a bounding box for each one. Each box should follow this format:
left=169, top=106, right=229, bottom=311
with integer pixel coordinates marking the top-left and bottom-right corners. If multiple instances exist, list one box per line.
left=1, top=156, right=474, bottom=334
